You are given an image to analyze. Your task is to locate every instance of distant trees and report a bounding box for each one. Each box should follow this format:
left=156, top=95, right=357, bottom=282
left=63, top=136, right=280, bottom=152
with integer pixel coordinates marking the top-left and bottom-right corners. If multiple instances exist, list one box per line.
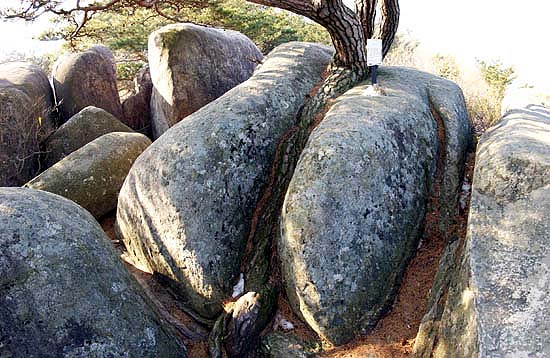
left=3, top=0, right=400, bottom=101
left=37, top=0, right=331, bottom=96
left=41, top=0, right=331, bottom=55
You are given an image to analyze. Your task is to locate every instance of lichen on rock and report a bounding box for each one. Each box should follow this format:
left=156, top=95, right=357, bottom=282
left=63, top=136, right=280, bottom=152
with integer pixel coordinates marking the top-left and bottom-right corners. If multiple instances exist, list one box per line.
left=27, top=131, right=151, bottom=218
left=0, top=187, right=187, bottom=357
left=414, top=99, right=550, bottom=357
left=117, top=42, right=332, bottom=319
left=279, top=67, right=470, bottom=345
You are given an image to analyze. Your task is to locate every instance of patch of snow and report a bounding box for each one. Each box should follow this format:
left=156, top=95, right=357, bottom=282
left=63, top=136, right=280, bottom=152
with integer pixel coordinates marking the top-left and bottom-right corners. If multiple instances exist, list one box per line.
left=232, top=273, right=245, bottom=298
left=460, top=179, right=471, bottom=209
left=273, top=312, right=295, bottom=331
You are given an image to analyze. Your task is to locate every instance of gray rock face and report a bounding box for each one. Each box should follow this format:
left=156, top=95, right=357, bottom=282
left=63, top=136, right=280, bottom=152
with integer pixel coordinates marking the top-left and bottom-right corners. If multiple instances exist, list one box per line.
left=43, top=106, right=134, bottom=168
left=52, top=45, right=123, bottom=122
left=414, top=104, right=550, bottom=357
left=0, top=187, right=187, bottom=357
left=148, top=23, right=263, bottom=138
left=117, top=42, right=332, bottom=318
left=122, top=65, right=153, bottom=136
left=0, top=62, right=56, bottom=186
left=27, top=132, right=151, bottom=218
left=279, top=67, right=470, bottom=345
left=261, top=333, right=310, bottom=358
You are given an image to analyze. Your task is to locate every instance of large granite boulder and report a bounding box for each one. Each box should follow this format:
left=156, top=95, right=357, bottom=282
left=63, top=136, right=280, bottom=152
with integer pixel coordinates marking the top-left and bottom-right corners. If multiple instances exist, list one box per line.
left=27, top=132, right=151, bottom=218
left=279, top=67, right=471, bottom=345
left=0, top=187, right=187, bottom=357
left=43, top=106, right=134, bottom=168
left=148, top=23, right=263, bottom=138
left=414, top=103, right=550, bottom=357
left=0, top=62, right=56, bottom=186
left=122, top=65, right=153, bottom=137
left=117, top=42, right=332, bottom=318
left=52, top=45, right=123, bottom=123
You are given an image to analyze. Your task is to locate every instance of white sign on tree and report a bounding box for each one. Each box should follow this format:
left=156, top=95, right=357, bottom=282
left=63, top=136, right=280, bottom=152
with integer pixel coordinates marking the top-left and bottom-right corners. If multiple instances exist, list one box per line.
left=367, top=39, right=383, bottom=66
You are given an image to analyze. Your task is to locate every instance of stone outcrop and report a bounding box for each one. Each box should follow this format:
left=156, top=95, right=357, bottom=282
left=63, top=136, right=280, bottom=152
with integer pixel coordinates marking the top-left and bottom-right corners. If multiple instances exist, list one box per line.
left=27, top=132, right=151, bottom=218
left=148, top=23, right=263, bottom=138
left=52, top=45, right=123, bottom=122
left=122, top=65, right=153, bottom=137
left=414, top=102, right=550, bottom=357
left=117, top=42, right=332, bottom=318
left=43, top=106, right=134, bottom=168
left=279, top=67, right=471, bottom=345
left=0, top=187, right=187, bottom=357
left=0, top=62, right=56, bottom=186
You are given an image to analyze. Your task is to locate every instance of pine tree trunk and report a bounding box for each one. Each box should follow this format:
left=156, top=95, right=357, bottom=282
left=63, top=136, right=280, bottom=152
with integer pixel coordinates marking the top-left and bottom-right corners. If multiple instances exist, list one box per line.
left=248, top=0, right=369, bottom=76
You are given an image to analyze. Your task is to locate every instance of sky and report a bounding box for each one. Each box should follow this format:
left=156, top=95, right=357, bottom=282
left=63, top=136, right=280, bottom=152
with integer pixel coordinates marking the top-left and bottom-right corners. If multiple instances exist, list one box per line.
left=0, top=0, right=549, bottom=89
left=398, top=0, right=550, bottom=89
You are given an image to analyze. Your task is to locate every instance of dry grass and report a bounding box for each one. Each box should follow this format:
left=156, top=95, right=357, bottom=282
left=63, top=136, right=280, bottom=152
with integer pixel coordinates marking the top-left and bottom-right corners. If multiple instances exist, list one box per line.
left=0, top=95, right=55, bottom=186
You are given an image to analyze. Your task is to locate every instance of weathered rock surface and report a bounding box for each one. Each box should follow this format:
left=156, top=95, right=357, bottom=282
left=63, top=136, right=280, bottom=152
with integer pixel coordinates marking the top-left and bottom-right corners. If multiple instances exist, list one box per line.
left=0, top=62, right=56, bottom=186
left=261, top=333, right=310, bottom=358
left=27, top=132, right=151, bottom=218
left=43, top=106, right=134, bottom=168
left=122, top=65, right=153, bottom=136
left=117, top=42, right=332, bottom=318
left=0, top=187, right=187, bottom=357
left=148, top=23, right=263, bottom=138
left=52, top=45, right=123, bottom=123
left=414, top=104, right=550, bottom=357
left=279, top=67, right=470, bottom=345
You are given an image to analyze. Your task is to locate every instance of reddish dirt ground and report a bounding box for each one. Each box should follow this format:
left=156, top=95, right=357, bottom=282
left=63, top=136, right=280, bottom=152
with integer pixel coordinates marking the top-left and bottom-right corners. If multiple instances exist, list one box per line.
left=100, top=152, right=475, bottom=358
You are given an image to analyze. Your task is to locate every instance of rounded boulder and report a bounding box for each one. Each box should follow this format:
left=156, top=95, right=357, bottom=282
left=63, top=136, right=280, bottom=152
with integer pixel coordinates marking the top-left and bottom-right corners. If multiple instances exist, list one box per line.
left=52, top=45, right=123, bottom=123
left=148, top=23, right=263, bottom=138
left=0, top=187, right=187, bottom=357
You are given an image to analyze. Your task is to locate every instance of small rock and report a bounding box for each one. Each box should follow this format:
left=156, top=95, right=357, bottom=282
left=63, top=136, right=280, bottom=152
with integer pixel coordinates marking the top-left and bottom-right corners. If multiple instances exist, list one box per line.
left=122, top=65, right=153, bottom=136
